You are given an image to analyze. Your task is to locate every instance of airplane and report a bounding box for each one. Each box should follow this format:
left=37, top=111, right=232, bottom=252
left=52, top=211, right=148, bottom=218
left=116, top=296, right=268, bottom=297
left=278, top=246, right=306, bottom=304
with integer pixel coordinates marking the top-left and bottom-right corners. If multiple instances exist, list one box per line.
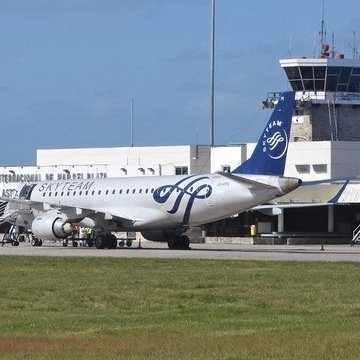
left=0, top=91, right=300, bottom=249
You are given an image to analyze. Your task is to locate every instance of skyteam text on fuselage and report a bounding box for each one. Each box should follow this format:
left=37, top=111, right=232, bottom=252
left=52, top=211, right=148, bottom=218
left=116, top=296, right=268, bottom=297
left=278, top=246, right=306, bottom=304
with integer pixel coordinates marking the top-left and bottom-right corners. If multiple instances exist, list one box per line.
left=1, top=91, right=300, bottom=249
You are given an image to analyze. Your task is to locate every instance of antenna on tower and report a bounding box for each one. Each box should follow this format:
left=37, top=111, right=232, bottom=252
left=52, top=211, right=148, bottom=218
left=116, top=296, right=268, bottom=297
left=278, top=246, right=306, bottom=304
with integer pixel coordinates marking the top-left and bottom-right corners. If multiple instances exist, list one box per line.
left=288, top=34, right=292, bottom=58
left=352, top=31, right=357, bottom=59
left=331, top=32, right=336, bottom=59
left=319, top=0, right=329, bottom=58
left=320, top=0, right=326, bottom=45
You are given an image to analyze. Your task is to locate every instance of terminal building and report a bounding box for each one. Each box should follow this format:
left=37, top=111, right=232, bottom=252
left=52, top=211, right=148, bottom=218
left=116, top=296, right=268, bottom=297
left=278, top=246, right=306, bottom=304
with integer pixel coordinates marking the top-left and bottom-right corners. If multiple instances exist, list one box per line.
left=2, top=42, right=360, bottom=244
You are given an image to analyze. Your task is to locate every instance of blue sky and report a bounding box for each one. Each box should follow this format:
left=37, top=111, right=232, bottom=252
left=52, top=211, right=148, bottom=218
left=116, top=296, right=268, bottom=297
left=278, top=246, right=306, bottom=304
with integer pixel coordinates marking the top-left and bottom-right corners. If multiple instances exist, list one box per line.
left=0, top=0, right=359, bottom=165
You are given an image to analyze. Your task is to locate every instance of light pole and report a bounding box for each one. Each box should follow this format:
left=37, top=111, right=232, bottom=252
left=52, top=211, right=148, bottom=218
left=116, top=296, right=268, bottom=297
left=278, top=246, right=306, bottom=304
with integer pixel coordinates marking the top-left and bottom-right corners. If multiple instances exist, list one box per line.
left=210, top=0, right=216, bottom=146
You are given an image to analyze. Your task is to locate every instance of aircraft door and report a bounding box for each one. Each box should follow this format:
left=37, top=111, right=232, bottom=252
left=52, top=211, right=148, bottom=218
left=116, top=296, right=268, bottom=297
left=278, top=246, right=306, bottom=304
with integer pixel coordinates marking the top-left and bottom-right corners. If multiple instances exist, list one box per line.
left=206, top=175, right=220, bottom=208
left=207, top=175, right=225, bottom=209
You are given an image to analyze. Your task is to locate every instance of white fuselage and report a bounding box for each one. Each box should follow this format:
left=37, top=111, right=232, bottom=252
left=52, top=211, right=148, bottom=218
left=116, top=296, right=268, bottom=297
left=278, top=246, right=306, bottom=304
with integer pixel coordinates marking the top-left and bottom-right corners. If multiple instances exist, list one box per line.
left=23, top=173, right=297, bottom=231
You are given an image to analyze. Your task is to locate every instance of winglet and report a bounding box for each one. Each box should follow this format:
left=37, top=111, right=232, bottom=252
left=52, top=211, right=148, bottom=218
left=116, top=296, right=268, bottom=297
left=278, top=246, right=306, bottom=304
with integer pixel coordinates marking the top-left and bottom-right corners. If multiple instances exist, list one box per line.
left=232, top=91, right=295, bottom=176
left=328, top=179, right=350, bottom=204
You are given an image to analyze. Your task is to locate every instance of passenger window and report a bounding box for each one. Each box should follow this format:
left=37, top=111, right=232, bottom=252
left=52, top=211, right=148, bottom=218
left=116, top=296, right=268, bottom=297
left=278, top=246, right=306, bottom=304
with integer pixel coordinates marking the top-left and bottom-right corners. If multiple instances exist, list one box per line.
left=119, top=189, right=123, bottom=194
left=126, top=189, right=129, bottom=194
left=79, top=191, right=82, bottom=196
left=55, top=192, right=58, bottom=197
left=92, top=190, right=95, bottom=195
left=106, top=190, right=109, bottom=195
left=132, top=189, right=136, bottom=194
left=73, top=191, right=76, bottom=196
left=49, top=192, right=52, bottom=197
left=98, top=190, right=101, bottom=195
left=112, top=190, right=116, bottom=195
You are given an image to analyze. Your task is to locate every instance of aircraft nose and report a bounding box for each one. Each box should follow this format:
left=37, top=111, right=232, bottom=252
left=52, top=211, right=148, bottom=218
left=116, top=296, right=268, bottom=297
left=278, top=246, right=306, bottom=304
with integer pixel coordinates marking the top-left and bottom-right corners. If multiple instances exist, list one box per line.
left=278, top=177, right=302, bottom=194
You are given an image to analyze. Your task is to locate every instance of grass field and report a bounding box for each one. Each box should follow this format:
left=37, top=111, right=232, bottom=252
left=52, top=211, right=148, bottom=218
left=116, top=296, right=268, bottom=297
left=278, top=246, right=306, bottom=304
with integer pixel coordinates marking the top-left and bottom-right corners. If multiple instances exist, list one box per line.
left=0, top=256, right=360, bottom=359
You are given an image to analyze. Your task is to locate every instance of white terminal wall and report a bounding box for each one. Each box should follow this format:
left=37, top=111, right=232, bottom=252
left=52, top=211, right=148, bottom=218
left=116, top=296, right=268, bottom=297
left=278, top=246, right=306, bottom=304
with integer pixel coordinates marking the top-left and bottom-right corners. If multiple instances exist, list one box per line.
left=247, top=141, right=360, bottom=181
left=37, top=146, right=191, bottom=167
left=38, top=145, right=247, bottom=175
left=210, top=145, right=246, bottom=173
left=37, top=146, right=212, bottom=176
left=36, top=142, right=360, bottom=180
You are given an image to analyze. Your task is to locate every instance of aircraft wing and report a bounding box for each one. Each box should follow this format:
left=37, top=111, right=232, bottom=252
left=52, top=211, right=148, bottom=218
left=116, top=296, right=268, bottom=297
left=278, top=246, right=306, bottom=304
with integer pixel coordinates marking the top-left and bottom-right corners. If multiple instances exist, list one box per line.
left=0, top=195, right=163, bottom=227
left=0, top=197, right=37, bottom=206
left=251, top=177, right=353, bottom=216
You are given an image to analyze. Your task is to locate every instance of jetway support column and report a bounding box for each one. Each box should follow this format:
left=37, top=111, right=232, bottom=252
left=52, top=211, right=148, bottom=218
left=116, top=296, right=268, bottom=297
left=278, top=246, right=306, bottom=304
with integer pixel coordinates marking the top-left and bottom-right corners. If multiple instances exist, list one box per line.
left=278, top=209, right=284, bottom=233
left=328, top=205, right=334, bottom=233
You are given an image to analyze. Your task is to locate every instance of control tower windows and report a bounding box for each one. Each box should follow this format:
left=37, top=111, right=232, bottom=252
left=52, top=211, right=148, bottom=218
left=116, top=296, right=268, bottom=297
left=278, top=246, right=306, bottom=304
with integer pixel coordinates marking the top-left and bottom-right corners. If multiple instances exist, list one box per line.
left=337, top=84, right=348, bottom=91
left=301, top=66, right=326, bottom=92
left=315, top=80, right=325, bottom=90
left=326, top=75, right=338, bottom=91
left=349, top=77, right=360, bottom=92
left=290, top=80, right=303, bottom=91
left=285, top=66, right=327, bottom=92
left=314, top=67, right=326, bottom=78
left=303, top=79, right=314, bottom=90
left=284, top=65, right=360, bottom=93
left=284, top=67, right=300, bottom=80
left=339, top=67, right=351, bottom=83
left=327, top=66, right=341, bottom=75
left=300, top=66, right=313, bottom=79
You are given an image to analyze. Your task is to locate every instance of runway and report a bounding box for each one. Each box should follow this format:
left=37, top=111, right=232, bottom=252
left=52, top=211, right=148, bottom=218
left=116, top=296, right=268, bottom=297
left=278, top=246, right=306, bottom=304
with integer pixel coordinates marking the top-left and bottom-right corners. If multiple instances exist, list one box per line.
left=1, top=241, right=360, bottom=262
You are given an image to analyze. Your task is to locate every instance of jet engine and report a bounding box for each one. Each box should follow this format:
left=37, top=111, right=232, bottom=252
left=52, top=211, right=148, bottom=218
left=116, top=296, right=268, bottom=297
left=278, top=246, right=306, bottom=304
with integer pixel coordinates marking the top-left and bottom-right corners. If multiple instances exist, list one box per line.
left=31, top=213, right=75, bottom=241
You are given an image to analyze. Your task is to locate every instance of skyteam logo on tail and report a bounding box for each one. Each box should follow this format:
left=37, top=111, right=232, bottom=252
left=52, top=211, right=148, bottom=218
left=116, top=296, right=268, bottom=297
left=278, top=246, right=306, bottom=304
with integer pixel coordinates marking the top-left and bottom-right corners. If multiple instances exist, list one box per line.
left=262, top=120, right=288, bottom=160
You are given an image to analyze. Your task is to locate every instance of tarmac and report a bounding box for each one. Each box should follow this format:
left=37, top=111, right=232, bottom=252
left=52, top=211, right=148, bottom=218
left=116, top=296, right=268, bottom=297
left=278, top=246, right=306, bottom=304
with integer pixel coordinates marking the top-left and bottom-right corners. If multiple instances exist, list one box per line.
left=1, top=240, right=360, bottom=262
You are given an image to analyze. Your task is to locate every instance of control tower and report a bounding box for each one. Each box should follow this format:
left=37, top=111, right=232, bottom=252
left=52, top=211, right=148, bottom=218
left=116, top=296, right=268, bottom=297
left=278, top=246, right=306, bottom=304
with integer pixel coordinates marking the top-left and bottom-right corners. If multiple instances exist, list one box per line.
left=284, top=52, right=360, bottom=141
left=264, top=45, right=360, bottom=142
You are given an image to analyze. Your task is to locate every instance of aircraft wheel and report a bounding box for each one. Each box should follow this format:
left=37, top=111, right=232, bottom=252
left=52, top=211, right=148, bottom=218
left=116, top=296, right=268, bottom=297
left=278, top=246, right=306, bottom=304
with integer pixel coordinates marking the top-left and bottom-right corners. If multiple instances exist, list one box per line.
left=118, top=240, right=125, bottom=248
left=72, top=241, right=78, bottom=247
left=38, top=239, right=43, bottom=246
left=62, top=239, right=68, bottom=247
left=107, top=234, right=118, bottom=249
left=178, top=235, right=190, bottom=250
left=167, top=238, right=176, bottom=249
left=31, top=237, right=38, bottom=246
left=87, top=239, right=94, bottom=248
left=11, top=240, right=19, bottom=246
left=126, top=239, right=132, bottom=247
left=95, top=235, right=105, bottom=249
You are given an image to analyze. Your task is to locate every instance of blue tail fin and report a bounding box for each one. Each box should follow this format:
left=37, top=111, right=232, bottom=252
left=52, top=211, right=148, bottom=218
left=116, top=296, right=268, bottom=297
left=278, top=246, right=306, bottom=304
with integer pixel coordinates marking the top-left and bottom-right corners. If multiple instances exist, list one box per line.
left=232, top=91, right=295, bottom=176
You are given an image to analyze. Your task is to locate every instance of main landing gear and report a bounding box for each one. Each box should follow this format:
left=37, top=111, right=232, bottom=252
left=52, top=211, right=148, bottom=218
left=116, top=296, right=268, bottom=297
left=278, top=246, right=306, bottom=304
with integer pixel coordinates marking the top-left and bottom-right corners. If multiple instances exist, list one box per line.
left=31, top=236, right=43, bottom=247
left=168, top=234, right=190, bottom=250
left=95, top=233, right=118, bottom=249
